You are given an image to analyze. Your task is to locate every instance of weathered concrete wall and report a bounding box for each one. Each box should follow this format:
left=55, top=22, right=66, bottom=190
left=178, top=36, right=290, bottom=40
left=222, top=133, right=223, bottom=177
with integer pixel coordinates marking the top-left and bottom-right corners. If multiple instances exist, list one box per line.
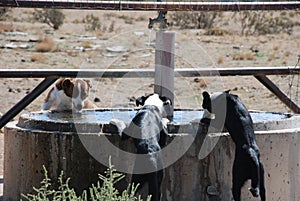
left=3, top=122, right=132, bottom=201
left=163, top=129, right=300, bottom=201
left=4, top=121, right=300, bottom=201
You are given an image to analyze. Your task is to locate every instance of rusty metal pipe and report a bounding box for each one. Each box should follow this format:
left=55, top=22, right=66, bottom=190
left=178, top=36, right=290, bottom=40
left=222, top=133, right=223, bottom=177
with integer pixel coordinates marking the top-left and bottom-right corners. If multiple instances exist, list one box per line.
left=0, top=77, right=58, bottom=129
left=0, top=1, right=299, bottom=11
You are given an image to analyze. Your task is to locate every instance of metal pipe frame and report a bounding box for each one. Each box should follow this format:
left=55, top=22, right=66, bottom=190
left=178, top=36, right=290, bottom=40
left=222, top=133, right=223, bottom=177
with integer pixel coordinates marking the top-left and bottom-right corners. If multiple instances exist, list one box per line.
left=0, top=66, right=299, bottom=129
left=0, top=66, right=299, bottom=78
left=0, top=77, right=58, bottom=129
left=0, top=1, right=299, bottom=11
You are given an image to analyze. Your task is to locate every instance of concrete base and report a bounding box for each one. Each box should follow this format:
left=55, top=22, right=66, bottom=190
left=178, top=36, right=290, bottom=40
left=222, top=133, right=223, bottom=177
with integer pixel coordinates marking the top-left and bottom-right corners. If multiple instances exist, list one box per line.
left=3, top=112, right=300, bottom=201
left=163, top=129, right=300, bottom=201
left=3, top=122, right=132, bottom=201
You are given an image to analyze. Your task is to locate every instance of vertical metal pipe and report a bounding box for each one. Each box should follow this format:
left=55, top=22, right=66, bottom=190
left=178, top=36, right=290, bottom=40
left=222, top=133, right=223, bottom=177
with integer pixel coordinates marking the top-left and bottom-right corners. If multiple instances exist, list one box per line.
left=0, top=77, right=58, bottom=129
left=154, top=31, right=175, bottom=119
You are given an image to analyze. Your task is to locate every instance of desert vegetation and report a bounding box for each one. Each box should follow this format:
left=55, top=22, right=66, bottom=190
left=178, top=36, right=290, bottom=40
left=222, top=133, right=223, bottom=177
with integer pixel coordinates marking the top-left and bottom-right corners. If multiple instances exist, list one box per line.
left=170, top=10, right=300, bottom=36
left=22, top=160, right=151, bottom=201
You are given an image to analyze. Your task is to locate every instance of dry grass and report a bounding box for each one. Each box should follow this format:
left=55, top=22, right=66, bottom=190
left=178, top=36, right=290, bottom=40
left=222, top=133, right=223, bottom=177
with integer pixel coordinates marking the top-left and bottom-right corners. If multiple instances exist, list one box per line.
left=67, top=50, right=79, bottom=57
left=35, top=36, right=56, bottom=52
left=0, top=23, right=13, bottom=33
left=283, top=51, right=291, bottom=58
left=273, top=45, right=279, bottom=51
left=81, top=41, right=92, bottom=49
left=268, top=52, right=280, bottom=61
left=217, top=57, right=224, bottom=64
left=232, top=53, right=255, bottom=61
left=30, top=53, right=47, bottom=63
left=204, top=28, right=229, bottom=36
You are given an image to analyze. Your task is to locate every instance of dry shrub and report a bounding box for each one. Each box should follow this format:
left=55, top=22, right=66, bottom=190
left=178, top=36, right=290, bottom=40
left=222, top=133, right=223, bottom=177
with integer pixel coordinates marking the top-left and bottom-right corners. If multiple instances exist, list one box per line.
left=33, top=9, right=65, bottom=30
left=170, top=11, right=221, bottom=29
left=204, top=28, right=228, bottom=36
left=233, top=53, right=254, bottom=61
left=268, top=53, right=279, bottom=61
left=67, top=51, right=79, bottom=57
left=0, top=8, right=10, bottom=21
left=273, top=46, right=279, bottom=51
left=244, top=53, right=255, bottom=60
left=81, top=41, right=92, bottom=49
left=0, top=23, right=13, bottom=33
left=284, top=51, right=291, bottom=57
left=30, top=53, right=47, bottom=63
left=233, top=11, right=299, bottom=36
left=35, top=36, right=56, bottom=52
left=217, top=57, right=224, bottom=64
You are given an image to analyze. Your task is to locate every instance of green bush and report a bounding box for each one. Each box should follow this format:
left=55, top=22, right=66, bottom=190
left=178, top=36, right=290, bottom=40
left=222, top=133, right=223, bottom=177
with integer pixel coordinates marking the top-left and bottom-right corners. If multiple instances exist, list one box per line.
left=21, top=159, right=151, bottom=201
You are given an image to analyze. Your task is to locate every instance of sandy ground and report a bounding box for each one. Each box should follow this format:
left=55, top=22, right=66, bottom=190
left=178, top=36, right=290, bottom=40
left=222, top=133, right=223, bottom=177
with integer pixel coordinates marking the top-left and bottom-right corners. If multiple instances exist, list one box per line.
left=0, top=8, right=299, bottom=198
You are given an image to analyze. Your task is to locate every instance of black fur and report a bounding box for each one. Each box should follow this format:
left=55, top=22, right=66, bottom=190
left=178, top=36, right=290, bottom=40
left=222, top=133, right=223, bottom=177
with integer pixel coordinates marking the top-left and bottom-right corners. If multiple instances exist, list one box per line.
left=201, top=91, right=266, bottom=201
left=120, top=94, right=171, bottom=201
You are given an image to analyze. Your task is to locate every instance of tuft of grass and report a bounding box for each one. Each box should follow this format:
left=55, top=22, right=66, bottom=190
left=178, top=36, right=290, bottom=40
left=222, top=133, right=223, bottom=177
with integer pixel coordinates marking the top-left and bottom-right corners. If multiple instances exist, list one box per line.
left=0, top=23, right=13, bottom=33
left=217, top=57, right=224, bottom=64
left=35, top=36, right=56, bottom=52
left=204, top=28, right=228, bottom=36
left=22, top=158, right=151, bottom=201
left=232, top=53, right=255, bottom=61
left=273, top=45, right=279, bottom=51
left=283, top=51, right=291, bottom=58
left=30, top=53, right=47, bottom=63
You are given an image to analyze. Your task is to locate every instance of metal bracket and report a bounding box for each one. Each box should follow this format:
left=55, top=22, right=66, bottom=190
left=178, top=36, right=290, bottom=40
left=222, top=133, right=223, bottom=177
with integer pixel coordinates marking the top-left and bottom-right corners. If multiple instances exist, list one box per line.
left=148, top=11, right=168, bottom=30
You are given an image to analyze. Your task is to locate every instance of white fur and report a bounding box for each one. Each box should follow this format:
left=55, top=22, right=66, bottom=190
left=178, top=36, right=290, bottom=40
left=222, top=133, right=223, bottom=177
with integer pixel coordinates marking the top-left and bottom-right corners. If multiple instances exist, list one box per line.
left=144, top=94, right=164, bottom=115
left=41, top=86, right=73, bottom=111
left=73, top=83, right=84, bottom=111
left=41, top=80, right=89, bottom=112
left=202, top=109, right=215, bottom=120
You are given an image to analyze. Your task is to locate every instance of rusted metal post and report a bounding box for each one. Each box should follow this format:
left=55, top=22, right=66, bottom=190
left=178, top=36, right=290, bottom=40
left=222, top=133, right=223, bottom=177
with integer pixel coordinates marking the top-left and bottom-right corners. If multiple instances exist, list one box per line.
left=0, top=1, right=299, bottom=11
left=0, top=77, right=58, bottom=129
left=255, top=75, right=300, bottom=114
left=154, top=31, right=175, bottom=119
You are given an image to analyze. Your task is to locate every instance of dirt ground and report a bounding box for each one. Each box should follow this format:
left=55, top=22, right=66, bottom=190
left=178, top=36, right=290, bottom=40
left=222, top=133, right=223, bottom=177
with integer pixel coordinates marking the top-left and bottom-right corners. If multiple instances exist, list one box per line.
left=0, top=8, right=299, bottom=196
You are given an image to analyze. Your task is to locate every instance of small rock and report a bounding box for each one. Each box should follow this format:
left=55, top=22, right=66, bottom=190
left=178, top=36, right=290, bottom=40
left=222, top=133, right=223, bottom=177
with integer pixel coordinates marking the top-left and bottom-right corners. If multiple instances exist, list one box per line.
left=4, top=31, right=28, bottom=36
left=134, top=31, right=145, bottom=36
left=106, top=46, right=128, bottom=53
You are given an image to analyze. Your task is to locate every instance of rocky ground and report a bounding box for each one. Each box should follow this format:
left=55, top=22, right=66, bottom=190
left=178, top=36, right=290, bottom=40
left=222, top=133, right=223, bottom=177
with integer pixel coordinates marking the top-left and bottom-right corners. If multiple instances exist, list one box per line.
left=0, top=8, right=299, bottom=198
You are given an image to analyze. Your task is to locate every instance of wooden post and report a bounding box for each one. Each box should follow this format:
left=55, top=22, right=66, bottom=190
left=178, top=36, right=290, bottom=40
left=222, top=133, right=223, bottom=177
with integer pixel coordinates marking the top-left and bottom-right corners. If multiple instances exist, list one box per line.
left=154, top=31, right=175, bottom=119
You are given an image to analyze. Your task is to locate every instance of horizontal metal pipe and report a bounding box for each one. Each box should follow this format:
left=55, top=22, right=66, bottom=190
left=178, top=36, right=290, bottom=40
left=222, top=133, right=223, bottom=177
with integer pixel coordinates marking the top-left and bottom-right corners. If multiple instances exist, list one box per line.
left=0, top=1, right=299, bottom=11
left=0, top=67, right=299, bottom=78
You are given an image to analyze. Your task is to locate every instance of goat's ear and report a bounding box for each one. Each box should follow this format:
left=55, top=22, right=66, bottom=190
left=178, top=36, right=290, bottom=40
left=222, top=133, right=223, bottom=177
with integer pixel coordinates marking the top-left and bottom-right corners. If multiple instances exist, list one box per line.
left=62, top=78, right=73, bottom=89
left=224, top=89, right=231, bottom=94
left=160, top=96, right=172, bottom=106
left=136, top=96, right=145, bottom=106
left=84, top=79, right=92, bottom=88
left=202, top=91, right=210, bottom=100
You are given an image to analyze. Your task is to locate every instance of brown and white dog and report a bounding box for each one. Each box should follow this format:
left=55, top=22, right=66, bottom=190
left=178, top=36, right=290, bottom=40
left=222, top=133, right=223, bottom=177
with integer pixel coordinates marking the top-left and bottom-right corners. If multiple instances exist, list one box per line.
left=41, top=78, right=96, bottom=112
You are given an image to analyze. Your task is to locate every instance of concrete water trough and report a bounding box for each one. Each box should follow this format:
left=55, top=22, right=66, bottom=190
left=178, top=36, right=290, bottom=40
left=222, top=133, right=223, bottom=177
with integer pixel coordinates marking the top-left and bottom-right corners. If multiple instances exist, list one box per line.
left=3, top=109, right=300, bottom=201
